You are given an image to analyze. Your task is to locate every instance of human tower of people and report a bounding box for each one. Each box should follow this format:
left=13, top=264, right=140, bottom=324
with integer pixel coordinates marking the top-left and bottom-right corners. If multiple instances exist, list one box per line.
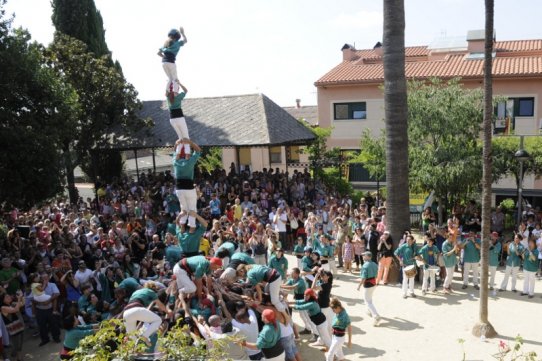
left=67, top=27, right=355, bottom=361
left=1, top=26, right=539, bottom=361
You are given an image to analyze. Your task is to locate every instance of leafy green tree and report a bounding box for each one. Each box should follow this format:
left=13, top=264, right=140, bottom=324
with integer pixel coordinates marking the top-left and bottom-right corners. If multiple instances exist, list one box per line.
left=303, top=126, right=341, bottom=179
left=0, top=1, right=80, bottom=207
left=492, top=136, right=542, bottom=187
left=198, top=147, right=224, bottom=174
left=408, top=78, right=485, bottom=223
left=46, top=33, right=144, bottom=191
left=350, top=129, right=386, bottom=200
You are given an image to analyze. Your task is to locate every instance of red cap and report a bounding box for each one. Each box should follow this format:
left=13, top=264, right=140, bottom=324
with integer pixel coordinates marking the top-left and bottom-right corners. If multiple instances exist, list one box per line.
left=209, top=257, right=223, bottom=267
left=262, top=309, right=276, bottom=323
left=304, top=288, right=317, bottom=298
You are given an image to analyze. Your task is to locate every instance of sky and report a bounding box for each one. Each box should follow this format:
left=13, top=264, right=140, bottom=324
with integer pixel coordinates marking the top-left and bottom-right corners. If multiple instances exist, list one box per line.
left=5, top=0, right=542, bottom=107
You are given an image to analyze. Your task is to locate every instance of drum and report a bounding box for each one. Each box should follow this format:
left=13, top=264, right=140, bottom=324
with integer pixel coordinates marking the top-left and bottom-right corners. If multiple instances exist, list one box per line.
left=404, top=265, right=417, bottom=278
left=415, top=259, right=425, bottom=267
left=426, top=265, right=440, bottom=275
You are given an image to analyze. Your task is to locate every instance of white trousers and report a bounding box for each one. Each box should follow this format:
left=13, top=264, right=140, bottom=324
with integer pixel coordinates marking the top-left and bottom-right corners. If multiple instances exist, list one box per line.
left=123, top=307, right=162, bottom=340
left=170, top=117, right=190, bottom=154
left=422, top=268, right=436, bottom=291
left=173, top=263, right=196, bottom=294
left=463, top=262, right=479, bottom=286
left=268, top=277, right=285, bottom=312
left=163, top=63, right=179, bottom=88
left=500, top=266, right=519, bottom=290
left=326, top=335, right=345, bottom=361
left=299, top=310, right=318, bottom=334
left=523, top=270, right=536, bottom=296
left=402, top=269, right=415, bottom=295
left=329, top=259, right=338, bottom=275
left=316, top=321, right=332, bottom=348
left=489, top=266, right=497, bottom=289
left=175, top=188, right=197, bottom=228
left=363, top=286, right=379, bottom=317
left=321, top=306, right=335, bottom=334
left=443, top=266, right=454, bottom=288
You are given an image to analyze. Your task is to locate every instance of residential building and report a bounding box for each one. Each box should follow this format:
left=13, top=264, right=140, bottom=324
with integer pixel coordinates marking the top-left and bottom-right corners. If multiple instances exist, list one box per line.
left=315, top=31, right=542, bottom=204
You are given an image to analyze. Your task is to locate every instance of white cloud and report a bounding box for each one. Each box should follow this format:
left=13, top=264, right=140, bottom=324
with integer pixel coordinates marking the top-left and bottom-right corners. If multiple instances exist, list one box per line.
left=330, top=10, right=383, bottom=29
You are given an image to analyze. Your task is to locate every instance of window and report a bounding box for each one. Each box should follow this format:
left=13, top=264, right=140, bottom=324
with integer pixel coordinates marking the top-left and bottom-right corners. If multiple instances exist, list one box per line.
left=287, top=146, right=300, bottom=162
left=269, top=146, right=282, bottom=164
left=334, top=102, right=366, bottom=120
left=517, top=98, right=534, bottom=117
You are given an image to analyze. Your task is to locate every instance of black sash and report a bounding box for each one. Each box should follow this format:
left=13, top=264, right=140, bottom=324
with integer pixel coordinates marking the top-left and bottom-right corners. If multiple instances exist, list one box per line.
left=310, top=312, right=326, bottom=325
left=261, top=341, right=284, bottom=359
left=170, top=108, right=184, bottom=118
left=176, top=178, right=194, bottom=190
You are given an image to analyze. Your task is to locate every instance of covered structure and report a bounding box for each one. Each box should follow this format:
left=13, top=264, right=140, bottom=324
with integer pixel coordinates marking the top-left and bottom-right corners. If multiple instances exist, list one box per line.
left=101, top=93, right=316, bottom=180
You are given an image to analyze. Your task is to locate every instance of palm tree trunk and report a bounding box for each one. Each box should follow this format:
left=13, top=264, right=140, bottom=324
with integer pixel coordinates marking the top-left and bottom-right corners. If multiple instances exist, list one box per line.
left=383, top=0, right=410, bottom=247
left=473, top=0, right=497, bottom=338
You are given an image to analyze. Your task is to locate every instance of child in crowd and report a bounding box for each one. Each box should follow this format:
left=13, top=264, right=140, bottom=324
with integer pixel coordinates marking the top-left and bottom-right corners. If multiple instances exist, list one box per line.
left=342, top=235, right=353, bottom=273
left=30, top=273, right=51, bottom=302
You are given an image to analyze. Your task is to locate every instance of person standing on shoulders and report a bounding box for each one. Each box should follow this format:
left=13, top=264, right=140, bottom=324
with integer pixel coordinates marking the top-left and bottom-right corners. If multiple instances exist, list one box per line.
left=172, top=138, right=201, bottom=233
left=357, top=251, right=380, bottom=326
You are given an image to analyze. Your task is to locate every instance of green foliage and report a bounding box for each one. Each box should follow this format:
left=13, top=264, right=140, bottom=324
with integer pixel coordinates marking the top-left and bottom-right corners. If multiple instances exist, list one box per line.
left=46, top=33, right=145, bottom=184
left=408, top=78, right=484, bottom=202
left=321, top=168, right=352, bottom=197
left=499, top=198, right=515, bottom=213
left=0, top=2, right=81, bottom=207
left=492, top=335, right=538, bottom=360
left=492, top=136, right=542, bottom=186
left=350, top=128, right=386, bottom=181
left=51, top=0, right=110, bottom=58
left=302, top=125, right=341, bottom=179
left=198, top=147, right=223, bottom=174
left=82, top=150, right=125, bottom=184
left=69, top=318, right=146, bottom=361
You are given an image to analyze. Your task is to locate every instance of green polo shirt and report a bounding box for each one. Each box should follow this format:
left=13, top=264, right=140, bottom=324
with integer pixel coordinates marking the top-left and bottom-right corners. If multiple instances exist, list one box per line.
left=441, top=241, right=457, bottom=268
left=332, top=309, right=351, bottom=330
left=506, top=243, right=524, bottom=267
left=217, top=242, right=236, bottom=258
left=489, top=242, right=502, bottom=267
left=185, top=255, right=211, bottom=279
left=167, top=92, right=186, bottom=110
left=301, top=256, right=314, bottom=272
left=173, top=151, right=201, bottom=180
left=293, top=244, right=305, bottom=256
left=285, top=277, right=307, bottom=296
left=268, top=255, right=288, bottom=279
left=230, top=252, right=254, bottom=265
left=294, top=299, right=321, bottom=317
left=463, top=238, right=481, bottom=263
left=361, top=260, right=378, bottom=279
left=177, top=224, right=206, bottom=254
left=247, top=265, right=270, bottom=286
left=63, top=324, right=95, bottom=350
left=256, top=321, right=281, bottom=350
left=523, top=249, right=539, bottom=272
left=129, top=288, right=157, bottom=307
left=394, top=243, right=417, bottom=266
left=166, top=245, right=182, bottom=266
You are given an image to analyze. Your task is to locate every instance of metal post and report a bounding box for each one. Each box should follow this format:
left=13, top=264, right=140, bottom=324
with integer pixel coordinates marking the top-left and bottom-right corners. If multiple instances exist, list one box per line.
left=152, top=148, right=156, bottom=174
left=134, top=149, right=140, bottom=183
left=517, top=159, right=523, bottom=228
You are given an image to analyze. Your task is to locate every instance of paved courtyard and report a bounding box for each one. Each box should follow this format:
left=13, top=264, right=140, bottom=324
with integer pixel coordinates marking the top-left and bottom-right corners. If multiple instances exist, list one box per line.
left=21, top=254, right=542, bottom=360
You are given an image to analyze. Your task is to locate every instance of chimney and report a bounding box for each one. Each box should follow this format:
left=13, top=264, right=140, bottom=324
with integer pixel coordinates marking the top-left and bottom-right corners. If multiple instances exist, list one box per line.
left=373, top=41, right=383, bottom=57
left=341, top=43, right=357, bottom=61
left=467, top=29, right=495, bottom=53
left=295, top=99, right=301, bottom=109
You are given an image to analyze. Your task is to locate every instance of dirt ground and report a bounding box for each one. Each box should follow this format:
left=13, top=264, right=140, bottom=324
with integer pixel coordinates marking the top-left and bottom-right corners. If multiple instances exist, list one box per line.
left=21, top=254, right=542, bottom=360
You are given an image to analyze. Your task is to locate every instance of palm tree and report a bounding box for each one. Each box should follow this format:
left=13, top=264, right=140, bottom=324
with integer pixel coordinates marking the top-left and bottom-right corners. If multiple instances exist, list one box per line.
left=473, top=0, right=497, bottom=338
left=382, top=0, right=410, bottom=246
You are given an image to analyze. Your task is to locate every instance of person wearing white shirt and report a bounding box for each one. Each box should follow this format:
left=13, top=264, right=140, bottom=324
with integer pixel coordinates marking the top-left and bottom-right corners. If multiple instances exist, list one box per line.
left=74, top=261, right=94, bottom=290
left=232, top=308, right=262, bottom=360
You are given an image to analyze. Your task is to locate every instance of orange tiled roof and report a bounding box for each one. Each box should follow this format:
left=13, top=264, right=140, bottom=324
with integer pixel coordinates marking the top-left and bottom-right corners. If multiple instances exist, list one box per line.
left=316, top=40, right=542, bottom=86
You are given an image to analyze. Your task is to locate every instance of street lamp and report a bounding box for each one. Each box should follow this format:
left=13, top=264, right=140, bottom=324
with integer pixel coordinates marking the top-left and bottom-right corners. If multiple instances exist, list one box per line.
left=514, top=136, right=530, bottom=227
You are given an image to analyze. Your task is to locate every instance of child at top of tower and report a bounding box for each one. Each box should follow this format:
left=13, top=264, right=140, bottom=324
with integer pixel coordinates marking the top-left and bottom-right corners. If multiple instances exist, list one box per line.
left=158, top=27, right=187, bottom=93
